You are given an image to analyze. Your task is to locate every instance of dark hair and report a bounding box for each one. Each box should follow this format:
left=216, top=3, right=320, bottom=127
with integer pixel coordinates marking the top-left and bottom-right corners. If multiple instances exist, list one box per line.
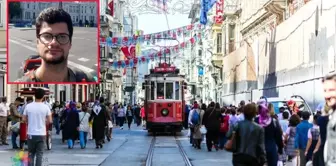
left=34, top=88, right=45, bottom=99
left=282, top=111, right=289, bottom=119
left=36, top=7, right=73, bottom=42
left=313, top=114, right=319, bottom=123
left=99, top=97, right=105, bottom=103
left=231, top=109, right=236, bottom=115
left=201, top=104, right=207, bottom=110
left=1, top=97, right=6, bottom=102
left=301, top=111, right=310, bottom=120
left=215, top=102, right=221, bottom=109
left=209, top=102, right=215, bottom=108
left=289, top=114, right=301, bottom=127
left=243, top=103, right=257, bottom=120
left=225, top=109, right=231, bottom=114
left=15, top=97, right=22, bottom=102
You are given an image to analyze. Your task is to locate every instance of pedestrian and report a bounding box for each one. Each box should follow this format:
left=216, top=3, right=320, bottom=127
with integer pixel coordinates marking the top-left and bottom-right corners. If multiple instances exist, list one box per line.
left=320, top=72, right=336, bottom=166
left=312, top=102, right=329, bottom=166
left=255, top=99, right=283, bottom=166
left=188, top=101, right=198, bottom=146
left=117, top=104, right=126, bottom=130
left=283, top=114, right=301, bottom=165
left=202, top=102, right=222, bottom=152
left=294, top=111, right=313, bottom=166
left=190, top=103, right=205, bottom=149
left=219, top=108, right=230, bottom=150
left=62, top=101, right=80, bottom=149
left=9, top=97, right=23, bottom=149
left=229, top=103, right=266, bottom=166
left=126, top=105, right=134, bottom=130
left=305, top=115, right=320, bottom=163
left=78, top=103, right=90, bottom=149
left=134, top=104, right=141, bottom=126
left=52, top=101, right=61, bottom=135
left=140, top=105, right=146, bottom=127
left=89, top=98, right=108, bottom=149
left=15, top=7, right=95, bottom=82
left=0, top=97, right=9, bottom=145
left=22, top=88, right=52, bottom=166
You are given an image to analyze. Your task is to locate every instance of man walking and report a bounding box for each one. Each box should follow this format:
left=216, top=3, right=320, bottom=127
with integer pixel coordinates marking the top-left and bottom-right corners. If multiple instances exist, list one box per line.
left=321, top=72, right=336, bottom=166
left=23, top=88, right=52, bottom=166
left=0, top=97, right=9, bottom=145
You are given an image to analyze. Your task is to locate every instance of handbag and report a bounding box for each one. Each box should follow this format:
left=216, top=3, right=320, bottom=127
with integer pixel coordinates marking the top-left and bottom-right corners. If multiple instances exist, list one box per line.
left=224, top=132, right=236, bottom=151
left=11, top=122, right=20, bottom=133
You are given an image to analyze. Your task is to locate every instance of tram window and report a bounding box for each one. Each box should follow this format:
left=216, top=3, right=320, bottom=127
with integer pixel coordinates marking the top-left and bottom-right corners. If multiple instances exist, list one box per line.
left=157, top=83, right=164, bottom=99
left=165, top=82, right=174, bottom=99
left=175, top=82, right=180, bottom=100
left=150, top=82, right=155, bottom=100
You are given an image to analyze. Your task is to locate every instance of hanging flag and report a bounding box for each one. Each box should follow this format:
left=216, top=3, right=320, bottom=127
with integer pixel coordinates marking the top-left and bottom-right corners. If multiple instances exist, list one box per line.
left=108, top=0, right=114, bottom=16
left=200, top=0, right=217, bottom=25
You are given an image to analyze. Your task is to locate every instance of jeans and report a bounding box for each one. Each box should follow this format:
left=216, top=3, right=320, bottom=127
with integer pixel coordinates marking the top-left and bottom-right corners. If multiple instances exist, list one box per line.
left=27, top=135, right=45, bottom=166
left=189, top=128, right=194, bottom=144
left=218, top=132, right=227, bottom=149
left=79, top=131, right=88, bottom=148
left=53, top=117, right=60, bottom=134
left=11, top=131, right=19, bottom=148
left=111, top=113, right=116, bottom=124
left=118, top=117, right=125, bottom=127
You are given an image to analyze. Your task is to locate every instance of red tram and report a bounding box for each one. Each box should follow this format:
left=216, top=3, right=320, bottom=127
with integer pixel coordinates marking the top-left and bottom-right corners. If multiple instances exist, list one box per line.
left=142, top=63, right=187, bottom=134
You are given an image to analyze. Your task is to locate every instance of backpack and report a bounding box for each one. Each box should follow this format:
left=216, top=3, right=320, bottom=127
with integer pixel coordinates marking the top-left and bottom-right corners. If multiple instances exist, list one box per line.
left=220, top=115, right=229, bottom=133
left=191, top=109, right=200, bottom=125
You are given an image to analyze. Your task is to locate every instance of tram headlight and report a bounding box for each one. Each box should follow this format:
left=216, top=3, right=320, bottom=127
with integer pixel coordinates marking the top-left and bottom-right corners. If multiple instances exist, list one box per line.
left=161, top=108, right=169, bottom=116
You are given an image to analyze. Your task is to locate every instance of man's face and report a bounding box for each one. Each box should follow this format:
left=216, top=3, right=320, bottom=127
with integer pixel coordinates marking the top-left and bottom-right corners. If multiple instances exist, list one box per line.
left=37, top=22, right=71, bottom=65
left=323, top=80, right=336, bottom=108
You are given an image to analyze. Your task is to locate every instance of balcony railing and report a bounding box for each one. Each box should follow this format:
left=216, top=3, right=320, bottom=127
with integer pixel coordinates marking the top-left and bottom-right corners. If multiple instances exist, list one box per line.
left=224, top=0, right=242, bottom=16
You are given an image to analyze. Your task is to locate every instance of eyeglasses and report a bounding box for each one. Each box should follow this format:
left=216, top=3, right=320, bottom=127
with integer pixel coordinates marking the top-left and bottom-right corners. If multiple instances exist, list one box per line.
left=38, top=33, right=70, bottom=45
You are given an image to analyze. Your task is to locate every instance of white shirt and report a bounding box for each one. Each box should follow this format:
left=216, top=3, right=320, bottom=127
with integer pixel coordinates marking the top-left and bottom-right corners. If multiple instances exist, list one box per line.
left=0, top=102, right=9, bottom=117
left=78, top=112, right=90, bottom=132
left=23, top=102, right=51, bottom=136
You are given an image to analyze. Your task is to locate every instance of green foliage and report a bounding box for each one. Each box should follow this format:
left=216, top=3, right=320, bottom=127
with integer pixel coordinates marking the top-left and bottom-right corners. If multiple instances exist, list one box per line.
left=9, top=2, right=22, bottom=20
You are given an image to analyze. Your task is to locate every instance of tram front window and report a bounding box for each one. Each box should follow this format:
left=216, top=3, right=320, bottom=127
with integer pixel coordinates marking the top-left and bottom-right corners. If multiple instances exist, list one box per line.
left=175, top=82, right=180, bottom=100
left=157, top=83, right=164, bottom=99
left=165, top=82, right=174, bottom=99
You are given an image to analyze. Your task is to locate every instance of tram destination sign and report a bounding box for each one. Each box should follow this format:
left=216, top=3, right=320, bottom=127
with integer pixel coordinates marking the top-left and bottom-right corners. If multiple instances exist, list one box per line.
left=154, top=66, right=176, bottom=73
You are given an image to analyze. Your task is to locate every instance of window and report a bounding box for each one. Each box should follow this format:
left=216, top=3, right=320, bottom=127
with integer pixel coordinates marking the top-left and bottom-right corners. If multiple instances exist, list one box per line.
left=165, top=82, right=174, bottom=99
left=175, top=82, right=180, bottom=100
left=150, top=82, right=155, bottom=100
left=156, top=83, right=164, bottom=99
left=216, top=33, right=222, bottom=53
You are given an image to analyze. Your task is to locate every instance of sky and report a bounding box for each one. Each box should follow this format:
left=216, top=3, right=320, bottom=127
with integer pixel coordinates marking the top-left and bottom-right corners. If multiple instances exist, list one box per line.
left=137, top=14, right=191, bottom=34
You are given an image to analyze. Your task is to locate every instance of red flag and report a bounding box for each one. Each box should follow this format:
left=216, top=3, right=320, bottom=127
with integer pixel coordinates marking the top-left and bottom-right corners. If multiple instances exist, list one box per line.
left=108, top=0, right=114, bottom=16
left=120, top=46, right=136, bottom=59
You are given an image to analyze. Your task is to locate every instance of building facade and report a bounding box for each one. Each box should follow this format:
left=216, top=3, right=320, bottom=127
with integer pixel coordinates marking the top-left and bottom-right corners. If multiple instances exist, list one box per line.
left=0, top=0, right=6, bottom=97
left=221, top=0, right=331, bottom=109
left=19, top=2, right=97, bottom=26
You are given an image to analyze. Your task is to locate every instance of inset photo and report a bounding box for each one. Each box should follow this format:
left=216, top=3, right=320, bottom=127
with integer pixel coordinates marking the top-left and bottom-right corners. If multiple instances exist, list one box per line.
left=7, top=1, right=99, bottom=84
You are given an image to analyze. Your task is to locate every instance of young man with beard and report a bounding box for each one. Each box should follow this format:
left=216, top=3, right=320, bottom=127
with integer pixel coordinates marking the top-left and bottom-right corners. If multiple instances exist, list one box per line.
left=321, top=72, right=336, bottom=166
left=16, top=7, right=95, bottom=82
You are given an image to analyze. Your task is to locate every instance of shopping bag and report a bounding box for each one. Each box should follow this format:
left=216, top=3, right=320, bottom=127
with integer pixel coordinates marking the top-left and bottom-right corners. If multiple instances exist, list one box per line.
left=200, top=126, right=207, bottom=134
left=277, top=161, right=283, bottom=166
left=108, top=120, right=113, bottom=128
left=187, top=129, right=190, bottom=137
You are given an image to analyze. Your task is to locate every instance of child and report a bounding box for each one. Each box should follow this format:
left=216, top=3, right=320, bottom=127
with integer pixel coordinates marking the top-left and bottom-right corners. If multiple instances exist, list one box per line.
left=305, top=115, right=320, bottom=162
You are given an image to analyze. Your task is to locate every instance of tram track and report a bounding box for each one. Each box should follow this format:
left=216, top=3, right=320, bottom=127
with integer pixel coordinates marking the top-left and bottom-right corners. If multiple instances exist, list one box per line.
left=145, top=136, right=193, bottom=166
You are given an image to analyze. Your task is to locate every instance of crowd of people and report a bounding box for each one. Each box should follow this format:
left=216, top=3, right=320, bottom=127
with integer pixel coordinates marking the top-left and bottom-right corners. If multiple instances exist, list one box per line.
left=186, top=98, right=332, bottom=166
left=185, top=71, right=336, bottom=166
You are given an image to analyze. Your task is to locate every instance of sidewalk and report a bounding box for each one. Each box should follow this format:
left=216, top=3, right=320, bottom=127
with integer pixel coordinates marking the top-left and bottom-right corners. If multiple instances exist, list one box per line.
left=0, top=129, right=129, bottom=166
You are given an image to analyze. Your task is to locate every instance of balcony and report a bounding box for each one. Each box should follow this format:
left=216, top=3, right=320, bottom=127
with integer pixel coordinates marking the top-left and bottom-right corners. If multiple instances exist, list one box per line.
left=211, top=53, right=224, bottom=68
left=263, top=0, right=286, bottom=23
left=223, top=0, right=242, bottom=18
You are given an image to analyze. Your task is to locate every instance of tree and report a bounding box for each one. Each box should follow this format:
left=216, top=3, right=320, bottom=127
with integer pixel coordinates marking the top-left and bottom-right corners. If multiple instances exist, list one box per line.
left=9, top=2, right=22, bottom=20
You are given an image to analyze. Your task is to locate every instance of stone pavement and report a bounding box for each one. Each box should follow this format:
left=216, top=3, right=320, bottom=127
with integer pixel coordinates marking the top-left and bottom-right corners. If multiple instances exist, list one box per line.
left=0, top=125, right=234, bottom=166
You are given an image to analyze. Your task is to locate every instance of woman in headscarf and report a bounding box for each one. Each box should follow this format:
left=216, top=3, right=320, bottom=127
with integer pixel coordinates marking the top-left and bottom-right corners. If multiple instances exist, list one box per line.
left=62, top=101, right=80, bottom=149
left=89, top=98, right=108, bottom=149
left=255, top=99, right=283, bottom=166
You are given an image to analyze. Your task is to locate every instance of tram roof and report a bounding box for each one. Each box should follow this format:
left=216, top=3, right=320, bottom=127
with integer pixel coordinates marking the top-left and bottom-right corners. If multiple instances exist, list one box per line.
left=144, top=73, right=185, bottom=78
